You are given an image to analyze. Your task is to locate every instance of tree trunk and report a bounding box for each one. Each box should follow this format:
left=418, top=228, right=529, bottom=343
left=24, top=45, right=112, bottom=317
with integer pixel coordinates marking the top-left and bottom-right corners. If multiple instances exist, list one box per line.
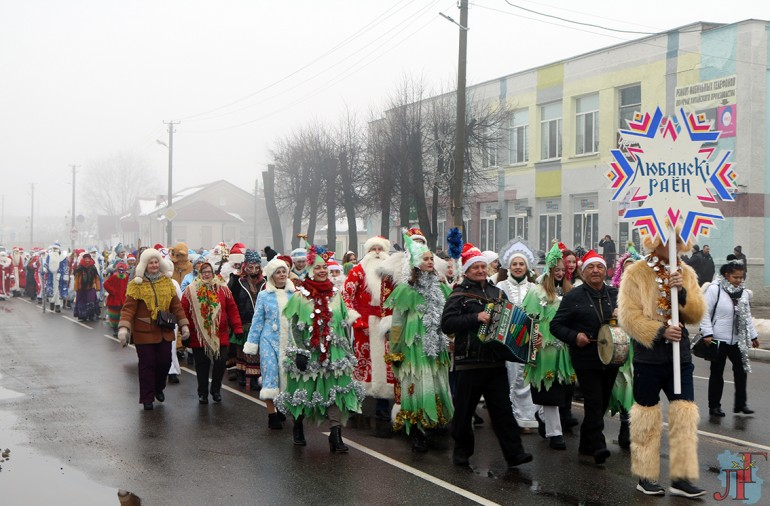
left=430, top=185, right=439, bottom=250
left=338, top=150, right=358, bottom=253
left=291, top=166, right=310, bottom=249
left=306, top=168, right=321, bottom=244
left=325, top=158, right=337, bottom=249
left=409, top=129, right=432, bottom=248
left=262, top=165, right=284, bottom=253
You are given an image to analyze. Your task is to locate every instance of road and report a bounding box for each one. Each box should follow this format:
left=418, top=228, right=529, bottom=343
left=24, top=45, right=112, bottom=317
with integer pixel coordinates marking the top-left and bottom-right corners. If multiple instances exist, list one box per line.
left=1, top=296, right=769, bottom=505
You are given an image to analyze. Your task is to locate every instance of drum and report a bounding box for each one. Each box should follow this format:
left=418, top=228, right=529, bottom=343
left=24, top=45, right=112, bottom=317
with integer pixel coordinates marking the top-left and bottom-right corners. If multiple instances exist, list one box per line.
left=478, top=301, right=532, bottom=363
left=597, top=324, right=630, bottom=365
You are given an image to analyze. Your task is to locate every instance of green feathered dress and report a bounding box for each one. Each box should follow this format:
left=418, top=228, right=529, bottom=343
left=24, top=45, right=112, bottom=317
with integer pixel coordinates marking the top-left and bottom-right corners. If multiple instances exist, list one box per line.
left=609, top=345, right=634, bottom=415
left=522, top=285, right=576, bottom=403
left=274, top=287, right=364, bottom=424
left=384, top=277, right=454, bottom=435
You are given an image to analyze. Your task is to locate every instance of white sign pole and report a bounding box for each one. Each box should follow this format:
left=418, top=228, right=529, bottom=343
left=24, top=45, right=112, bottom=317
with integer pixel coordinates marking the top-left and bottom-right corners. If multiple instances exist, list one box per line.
left=668, top=223, right=681, bottom=394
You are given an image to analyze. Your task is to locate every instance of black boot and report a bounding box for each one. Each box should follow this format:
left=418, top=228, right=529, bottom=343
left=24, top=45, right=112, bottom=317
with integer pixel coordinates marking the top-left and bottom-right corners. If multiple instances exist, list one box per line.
left=268, top=412, right=283, bottom=430
left=292, top=417, right=306, bottom=446
left=249, top=376, right=260, bottom=391
left=329, top=426, right=349, bottom=453
left=236, top=369, right=246, bottom=387
left=374, top=416, right=393, bottom=438
left=411, top=430, right=428, bottom=453
left=618, top=411, right=631, bottom=449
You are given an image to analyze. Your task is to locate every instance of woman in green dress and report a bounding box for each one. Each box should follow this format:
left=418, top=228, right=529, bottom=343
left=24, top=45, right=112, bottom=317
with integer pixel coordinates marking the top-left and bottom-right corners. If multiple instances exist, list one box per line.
left=274, top=243, right=364, bottom=453
left=384, top=234, right=454, bottom=452
left=522, top=243, right=575, bottom=450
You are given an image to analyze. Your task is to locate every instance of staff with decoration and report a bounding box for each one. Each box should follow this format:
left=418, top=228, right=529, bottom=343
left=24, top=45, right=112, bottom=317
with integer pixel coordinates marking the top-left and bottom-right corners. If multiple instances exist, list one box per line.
left=610, top=108, right=736, bottom=498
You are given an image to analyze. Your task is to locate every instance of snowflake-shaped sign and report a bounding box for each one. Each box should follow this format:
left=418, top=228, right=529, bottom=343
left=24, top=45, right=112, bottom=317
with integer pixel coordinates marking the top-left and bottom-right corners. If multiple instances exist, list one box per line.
left=607, top=107, right=737, bottom=245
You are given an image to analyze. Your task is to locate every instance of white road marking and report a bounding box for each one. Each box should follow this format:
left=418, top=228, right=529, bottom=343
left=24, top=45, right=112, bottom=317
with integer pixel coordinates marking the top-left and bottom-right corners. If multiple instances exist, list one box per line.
left=694, top=374, right=733, bottom=384
left=18, top=298, right=31, bottom=304
left=61, top=315, right=92, bottom=329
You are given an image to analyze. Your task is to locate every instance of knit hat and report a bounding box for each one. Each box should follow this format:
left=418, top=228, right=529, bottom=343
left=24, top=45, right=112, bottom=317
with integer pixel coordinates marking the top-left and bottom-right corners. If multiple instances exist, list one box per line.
left=290, top=248, right=307, bottom=260
left=364, top=236, right=390, bottom=253
left=244, top=249, right=261, bottom=265
left=134, top=247, right=173, bottom=283
left=263, top=246, right=278, bottom=262
left=115, top=261, right=128, bottom=272
left=580, top=250, right=606, bottom=271
left=229, top=242, right=246, bottom=264
left=263, top=257, right=289, bottom=280
left=405, top=227, right=426, bottom=244
left=461, top=243, right=487, bottom=273
left=499, top=238, right=536, bottom=270
left=327, top=260, right=342, bottom=272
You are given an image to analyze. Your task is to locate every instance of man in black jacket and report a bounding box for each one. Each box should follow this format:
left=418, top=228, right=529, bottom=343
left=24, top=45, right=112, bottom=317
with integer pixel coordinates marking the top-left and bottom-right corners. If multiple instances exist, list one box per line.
left=551, top=250, right=619, bottom=465
left=441, top=244, right=532, bottom=468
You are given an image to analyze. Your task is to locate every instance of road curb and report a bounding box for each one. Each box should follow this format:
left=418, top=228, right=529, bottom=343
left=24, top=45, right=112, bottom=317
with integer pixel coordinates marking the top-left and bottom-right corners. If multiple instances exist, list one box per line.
left=749, top=347, right=770, bottom=364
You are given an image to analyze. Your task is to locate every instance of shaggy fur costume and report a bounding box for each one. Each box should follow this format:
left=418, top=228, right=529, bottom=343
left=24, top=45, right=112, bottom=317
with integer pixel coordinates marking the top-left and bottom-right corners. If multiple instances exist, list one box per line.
left=669, top=400, right=700, bottom=480
left=630, top=403, right=663, bottom=480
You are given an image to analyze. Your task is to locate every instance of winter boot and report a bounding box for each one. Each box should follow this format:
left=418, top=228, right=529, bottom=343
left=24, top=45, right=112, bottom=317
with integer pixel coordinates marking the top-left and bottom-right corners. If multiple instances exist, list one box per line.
left=668, top=401, right=701, bottom=483
left=268, top=412, right=283, bottom=430
left=292, top=417, right=306, bottom=446
left=411, top=430, right=428, bottom=453
left=328, top=426, right=349, bottom=453
left=618, top=410, right=631, bottom=449
left=249, top=376, right=260, bottom=391
left=236, top=369, right=246, bottom=387
left=630, top=403, right=662, bottom=483
left=227, top=368, right=238, bottom=382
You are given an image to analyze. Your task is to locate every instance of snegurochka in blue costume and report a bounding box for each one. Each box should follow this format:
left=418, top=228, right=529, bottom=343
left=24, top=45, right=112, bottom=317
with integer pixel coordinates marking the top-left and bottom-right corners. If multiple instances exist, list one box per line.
left=383, top=233, right=454, bottom=453
left=275, top=242, right=364, bottom=453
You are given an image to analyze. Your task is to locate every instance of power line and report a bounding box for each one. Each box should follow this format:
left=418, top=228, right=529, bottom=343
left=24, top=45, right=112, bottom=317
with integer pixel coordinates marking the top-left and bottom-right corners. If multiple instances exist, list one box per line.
left=501, top=0, right=655, bottom=35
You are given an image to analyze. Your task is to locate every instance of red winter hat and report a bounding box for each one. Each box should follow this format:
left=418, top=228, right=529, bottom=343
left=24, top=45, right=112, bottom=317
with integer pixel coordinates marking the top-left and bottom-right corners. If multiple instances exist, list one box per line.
left=405, top=227, right=426, bottom=244
left=327, top=259, right=342, bottom=272
left=153, top=243, right=164, bottom=250
left=277, top=254, right=293, bottom=269
left=229, top=242, right=246, bottom=264
left=461, top=243, right=487, bottom=273
left=557, top=242, right=568, bottom=253
left=580, top=249, right=606, bottom=271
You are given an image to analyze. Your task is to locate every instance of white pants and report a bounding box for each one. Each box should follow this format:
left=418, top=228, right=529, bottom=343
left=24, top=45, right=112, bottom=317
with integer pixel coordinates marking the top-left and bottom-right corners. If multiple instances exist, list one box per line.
left=506, top=361, right=539, bottom=427
left=168, top=341, right=180, bottom=375
left=540, top=405, right=563, bottom=437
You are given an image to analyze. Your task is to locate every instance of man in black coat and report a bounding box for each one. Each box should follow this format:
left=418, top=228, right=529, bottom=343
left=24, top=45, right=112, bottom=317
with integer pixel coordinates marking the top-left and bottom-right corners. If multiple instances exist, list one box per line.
left=441, top=244, right=532, bottom=468
left=551, top=250, right=619, bottom=465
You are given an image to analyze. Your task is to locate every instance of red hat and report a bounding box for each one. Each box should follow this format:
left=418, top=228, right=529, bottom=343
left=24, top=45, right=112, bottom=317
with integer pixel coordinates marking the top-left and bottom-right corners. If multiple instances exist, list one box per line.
left=127, top=253, right=136, bottom=261
left=557, top=242, right=568, bottom=253
left=405, top=227, right=426, bottom=244
left=277, top=254, right=293, bottom=269
left=229, top=242, right=246, bottom=264
left=461, top=243, right=487, bottom=273
left=327, top=259, right=342, bottom=272
left=580, top=250, right=606, bottom=271
left=153, top=243, right=164, bottom=250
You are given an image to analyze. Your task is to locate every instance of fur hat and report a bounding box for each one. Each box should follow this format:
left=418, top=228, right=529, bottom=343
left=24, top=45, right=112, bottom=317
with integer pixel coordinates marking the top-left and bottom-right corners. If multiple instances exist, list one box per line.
left=263, top=257, right=289, bottom=280
left=229, top=242, right=246, bottom=264
left=134, top=247, right=173, bottom=283
left=482, top=250, right=499, bottom=265
left=580, top=250, right=606, bottom=271
left=461, top=243, right=487, bottom=273
left=327, top=260, right=342, bottom=272
left=277, top=254, right=292, bottom=268
left=364, top=236, right=391, bottom=253
left=405, top=227, right=426, bottom=244
left=290, top=248, right=307, bottom=260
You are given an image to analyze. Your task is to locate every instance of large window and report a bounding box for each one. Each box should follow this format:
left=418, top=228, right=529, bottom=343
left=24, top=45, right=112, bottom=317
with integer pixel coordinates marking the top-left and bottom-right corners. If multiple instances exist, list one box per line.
left=619, top=85, right=641, bottom=129
left=436, top=220, right=446, bottom=251
left=509, top=109, right=529, bottom=164
left=573, top=212, right=599, bottom=251
left=481, top=128, right=499, bottom=168
left=508, top=215, right=528, bottom=241
left=539, top=214, right=562, bottom=253
left=540, top=102, right=562, bottom=160
left=576, top=94, right=599, bottom=155
left=479, top=217, right=496, bottom=251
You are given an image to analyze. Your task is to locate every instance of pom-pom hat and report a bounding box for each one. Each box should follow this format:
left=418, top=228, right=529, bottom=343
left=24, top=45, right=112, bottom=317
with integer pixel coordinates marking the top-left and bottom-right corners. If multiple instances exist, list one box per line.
left=580, top=250, right=606, bottom=271
left=461, top=243, right=487, bottom=273
left=133, top=247, right=173, bottom=283
left=244, top=248, right=261, bottom=265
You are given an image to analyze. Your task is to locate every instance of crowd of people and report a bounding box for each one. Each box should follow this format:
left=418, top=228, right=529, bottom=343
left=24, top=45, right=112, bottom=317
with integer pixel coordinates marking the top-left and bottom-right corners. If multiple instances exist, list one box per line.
left=0, top=231, right=760, bottom=499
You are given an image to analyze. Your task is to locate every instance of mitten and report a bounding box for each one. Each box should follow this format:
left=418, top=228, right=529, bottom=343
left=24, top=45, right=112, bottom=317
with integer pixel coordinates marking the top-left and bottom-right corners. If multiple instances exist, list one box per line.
left=295, top=354, right=308, bottom=372
left=117, top=327, right=130, bottom=348
left=243, top=341, right=258, bottom=355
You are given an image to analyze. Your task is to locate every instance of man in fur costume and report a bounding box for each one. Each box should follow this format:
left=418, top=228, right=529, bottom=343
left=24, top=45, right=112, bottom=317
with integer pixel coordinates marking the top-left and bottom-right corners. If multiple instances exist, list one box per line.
left=45, top=242, right=69, bottom=312
left=10, top=247, right=26, bottom=296
left=0, top=251, right=13, bottom=300
left=170, top=242, right=193, bottom=286
left=342, top=235, right=395, bottom=434
left=617, top=231, right=706, bottom=498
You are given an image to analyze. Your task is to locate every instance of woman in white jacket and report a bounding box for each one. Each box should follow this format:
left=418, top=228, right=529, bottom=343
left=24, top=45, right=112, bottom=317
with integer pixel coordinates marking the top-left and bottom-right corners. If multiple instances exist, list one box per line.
left=700, top=258, right=759, bottom=417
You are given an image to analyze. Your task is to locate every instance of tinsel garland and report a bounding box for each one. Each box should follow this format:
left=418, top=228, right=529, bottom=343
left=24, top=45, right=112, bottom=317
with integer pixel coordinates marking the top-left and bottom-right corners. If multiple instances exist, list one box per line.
left=645, top=254, right=680, bottom=320
left=414, top=271, right=450, bottom=358
left=719, top=277, right=753, bottom=373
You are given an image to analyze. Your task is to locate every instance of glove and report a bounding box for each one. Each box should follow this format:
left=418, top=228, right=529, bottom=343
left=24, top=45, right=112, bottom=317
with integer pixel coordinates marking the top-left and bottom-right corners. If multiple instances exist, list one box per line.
left=243, top=341, right=258, bottom=355
left=181, top=325, right=190, bottom=339
left=117, top=327, right=130, bottom=348
left=235, top=332, right=244, bottom=341
left=295, top=354, right=308, bottom=372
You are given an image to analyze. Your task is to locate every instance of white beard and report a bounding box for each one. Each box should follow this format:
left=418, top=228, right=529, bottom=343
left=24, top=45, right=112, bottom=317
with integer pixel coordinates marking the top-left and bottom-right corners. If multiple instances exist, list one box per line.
left=359, top=250, right=388, bottom=306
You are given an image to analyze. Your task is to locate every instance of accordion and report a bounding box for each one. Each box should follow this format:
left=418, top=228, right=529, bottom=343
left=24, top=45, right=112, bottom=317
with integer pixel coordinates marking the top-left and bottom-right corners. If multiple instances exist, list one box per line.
left=477, top=300, right=534, bottom=364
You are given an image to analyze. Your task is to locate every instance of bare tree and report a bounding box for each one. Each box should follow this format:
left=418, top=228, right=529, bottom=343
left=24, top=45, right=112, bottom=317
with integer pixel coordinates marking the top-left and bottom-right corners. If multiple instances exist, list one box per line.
left=82, top=152, right=160, bottom=216
left=333, top=108, right=367, bottom=252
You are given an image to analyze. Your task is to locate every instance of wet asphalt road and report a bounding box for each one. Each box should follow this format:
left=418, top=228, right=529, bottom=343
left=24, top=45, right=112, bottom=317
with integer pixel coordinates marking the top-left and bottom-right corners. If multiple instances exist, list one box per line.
left=1, top=296, right=770, bottom=505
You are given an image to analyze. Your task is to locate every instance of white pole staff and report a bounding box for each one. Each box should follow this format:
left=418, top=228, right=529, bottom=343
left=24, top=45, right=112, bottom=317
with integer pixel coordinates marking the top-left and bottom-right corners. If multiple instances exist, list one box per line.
left=668, top=223, right=681, bottom=394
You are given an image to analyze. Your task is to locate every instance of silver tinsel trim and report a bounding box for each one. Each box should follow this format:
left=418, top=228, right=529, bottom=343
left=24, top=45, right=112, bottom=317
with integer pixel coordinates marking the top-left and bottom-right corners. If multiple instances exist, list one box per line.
left=414, top=271, right=450, bottom=359
left=274, top=380, right=365, bottom=414
left=719, top=278, right=753, bottom=373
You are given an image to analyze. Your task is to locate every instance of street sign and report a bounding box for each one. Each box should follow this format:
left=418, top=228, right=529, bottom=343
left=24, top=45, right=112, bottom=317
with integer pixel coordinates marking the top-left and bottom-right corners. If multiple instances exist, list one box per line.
left=165, top=207, right=177, bottom=222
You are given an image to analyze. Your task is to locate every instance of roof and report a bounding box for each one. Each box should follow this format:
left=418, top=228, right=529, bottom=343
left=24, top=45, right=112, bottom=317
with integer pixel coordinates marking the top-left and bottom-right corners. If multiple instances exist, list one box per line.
left=167, top=201, right=244, bottom=223
left=139, top=180, right=256, bottom=217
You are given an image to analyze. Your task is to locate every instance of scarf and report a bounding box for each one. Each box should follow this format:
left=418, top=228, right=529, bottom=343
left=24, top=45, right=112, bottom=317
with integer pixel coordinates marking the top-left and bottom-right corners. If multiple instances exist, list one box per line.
left=300, top=278, right=335, bottom=362
left=413, top=271, right=450, bottom=358
left=719, top=277, right=753, bottom=373
left=126, top=276, right=176, bottom=321
left=189, top=276, right=225, bottom=359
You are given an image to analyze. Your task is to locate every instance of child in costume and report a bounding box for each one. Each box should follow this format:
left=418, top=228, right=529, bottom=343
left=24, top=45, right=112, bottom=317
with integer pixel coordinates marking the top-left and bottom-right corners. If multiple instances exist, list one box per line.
left=275, top=242, right=364, bottom=453
left=383, top=233, right=454, bottom=452
left=103, top=261, right=130, bottom=336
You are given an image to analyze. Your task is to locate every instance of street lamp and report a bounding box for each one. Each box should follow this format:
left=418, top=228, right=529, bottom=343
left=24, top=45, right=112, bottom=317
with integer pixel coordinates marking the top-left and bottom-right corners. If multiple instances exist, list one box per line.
left=159, top=120, right=179, bottom=246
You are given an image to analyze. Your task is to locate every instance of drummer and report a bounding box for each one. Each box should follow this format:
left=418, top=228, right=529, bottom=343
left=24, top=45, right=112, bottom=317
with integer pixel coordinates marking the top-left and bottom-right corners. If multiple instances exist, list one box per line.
left=550, top=250, right=620, bottom=466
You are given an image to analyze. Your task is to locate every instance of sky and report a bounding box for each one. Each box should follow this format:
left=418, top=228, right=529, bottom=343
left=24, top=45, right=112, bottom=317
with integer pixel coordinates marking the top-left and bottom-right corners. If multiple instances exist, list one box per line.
left=2, top=0, right=769, bottom=221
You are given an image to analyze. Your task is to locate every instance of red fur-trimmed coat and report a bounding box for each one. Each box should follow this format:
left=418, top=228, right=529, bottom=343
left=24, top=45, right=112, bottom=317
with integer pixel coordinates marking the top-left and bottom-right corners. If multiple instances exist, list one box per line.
left=618, top=259, right=705, bottom=364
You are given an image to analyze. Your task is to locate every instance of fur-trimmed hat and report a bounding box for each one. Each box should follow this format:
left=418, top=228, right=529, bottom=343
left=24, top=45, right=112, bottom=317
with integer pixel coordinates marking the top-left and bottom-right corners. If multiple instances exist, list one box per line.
left=580, top=250, right=606, bottom=271
left=327, top=259, right=342, bottom=272
left=461, top=243, right=487, bottom=273
left=263, top=257, right=289, bottom=280
left=499, top=238, right=536, bottom=270
left=134, top=247, right=173, bottom=283
left=229, top=242, right=246, bottom=264
left=364, top=235, right=391, bottom=253
left=482, top=250, right=499, bottom=265
left=290, top=248, right=307, bottom=260
left=405, top=227, right=426, bottom=244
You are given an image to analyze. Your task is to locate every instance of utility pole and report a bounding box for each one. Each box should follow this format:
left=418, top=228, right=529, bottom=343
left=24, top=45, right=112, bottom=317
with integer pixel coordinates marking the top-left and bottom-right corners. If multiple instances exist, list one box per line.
left=253, top=178, right=258, bottom=247
left=70, top=165, right=78, bottom=250
left=29, top=183, right=34, bottom=247
left=450, top=0, right=469, bottom=231
left=163, top=120, right=179, bottom=245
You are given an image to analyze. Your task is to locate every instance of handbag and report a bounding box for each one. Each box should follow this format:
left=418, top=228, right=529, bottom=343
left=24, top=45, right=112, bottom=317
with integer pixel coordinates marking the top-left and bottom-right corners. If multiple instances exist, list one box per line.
left=150, top=281, right=178, bottom=331
left=692, top=336, right=718, bottom=361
